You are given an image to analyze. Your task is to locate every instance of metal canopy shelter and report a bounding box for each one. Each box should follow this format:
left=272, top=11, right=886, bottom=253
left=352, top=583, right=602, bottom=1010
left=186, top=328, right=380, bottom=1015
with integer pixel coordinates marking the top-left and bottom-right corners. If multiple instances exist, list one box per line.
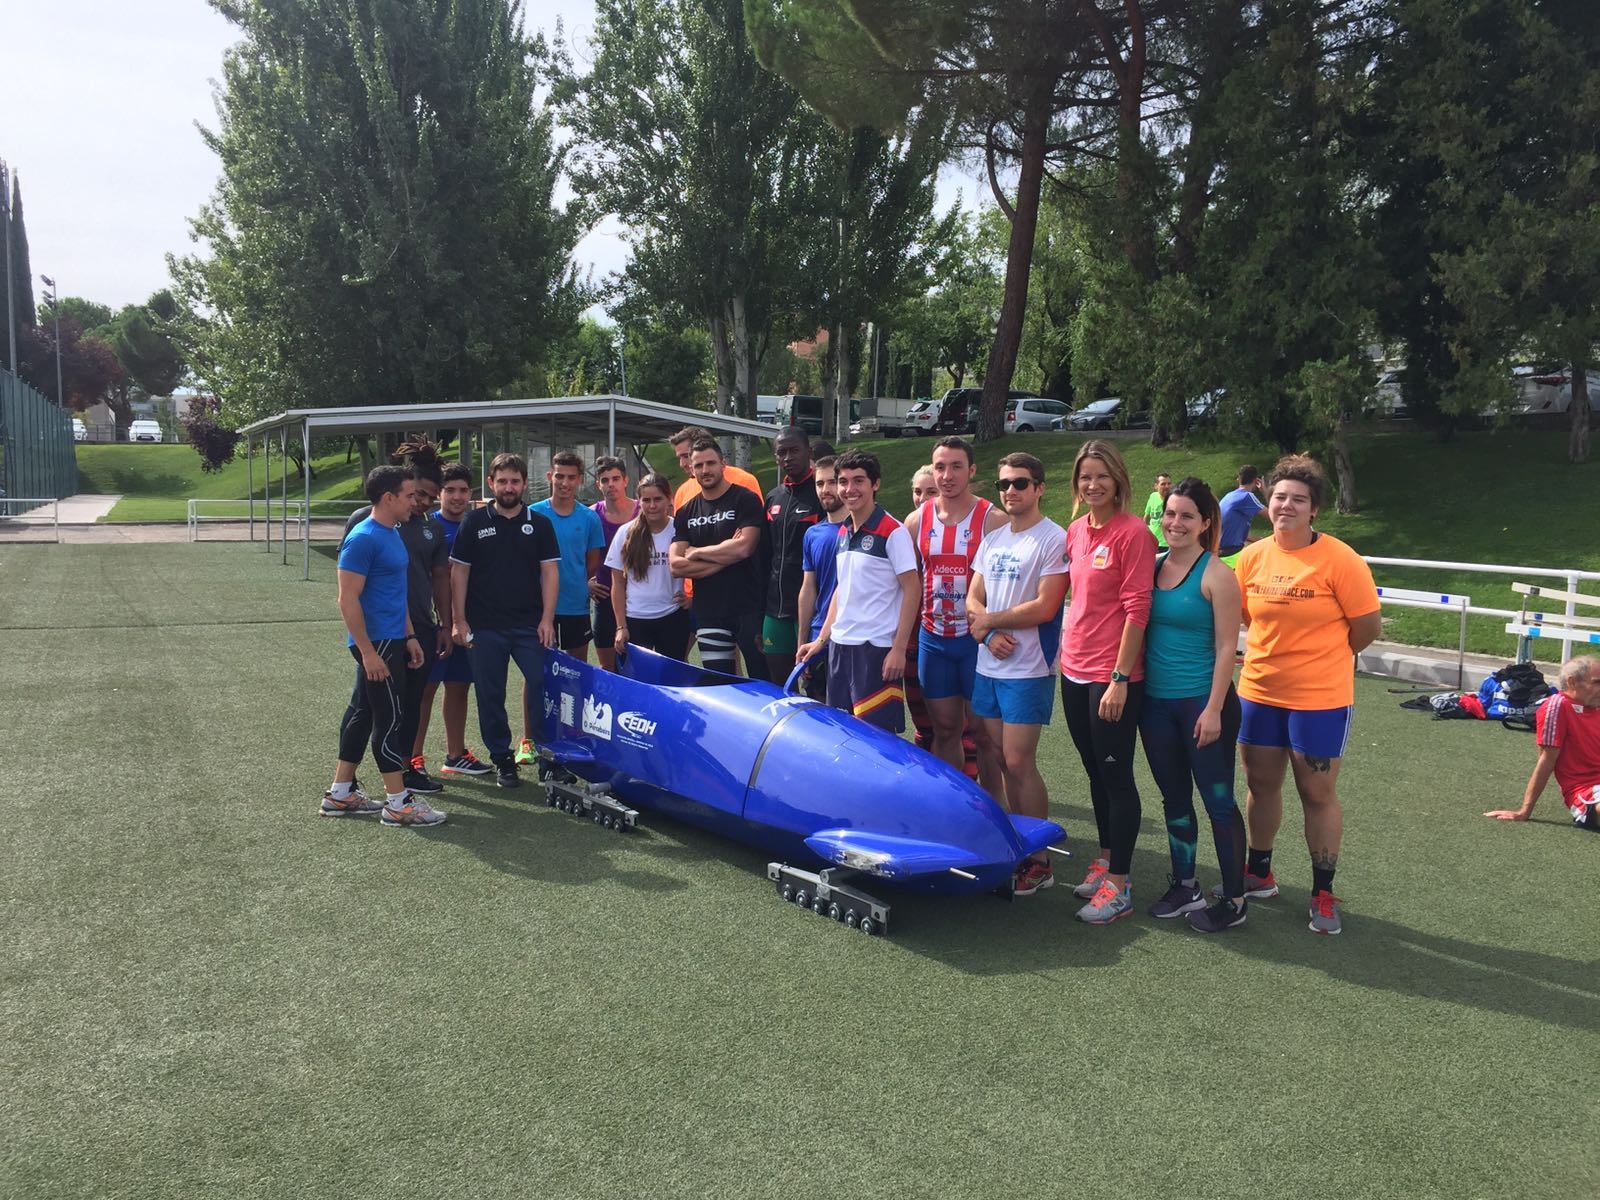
left=237, top=394, right=776, bottom=579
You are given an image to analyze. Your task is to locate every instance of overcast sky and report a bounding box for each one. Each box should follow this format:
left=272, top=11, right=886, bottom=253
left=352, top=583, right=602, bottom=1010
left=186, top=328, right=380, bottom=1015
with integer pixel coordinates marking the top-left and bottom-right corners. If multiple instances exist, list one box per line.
left=2, top=0, right=982, bottom=314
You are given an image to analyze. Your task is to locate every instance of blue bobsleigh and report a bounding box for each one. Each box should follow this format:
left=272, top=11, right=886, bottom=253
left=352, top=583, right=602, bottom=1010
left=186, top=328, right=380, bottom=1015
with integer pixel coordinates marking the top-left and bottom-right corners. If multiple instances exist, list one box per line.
left=536, top=645, right=1065, bottom=934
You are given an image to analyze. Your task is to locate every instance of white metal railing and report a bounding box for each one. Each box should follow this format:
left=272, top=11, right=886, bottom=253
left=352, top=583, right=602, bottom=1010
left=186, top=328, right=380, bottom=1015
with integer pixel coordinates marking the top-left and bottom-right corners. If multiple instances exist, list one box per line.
left=1375, top=586, right=1472, bottom=688
left=187, top=498, right=368, bottom=542
left=1364, top=555, right=1600, bottom=664
left=188, top=498, right=307, bottom=542
left=0, top=498, right=61, bottom=543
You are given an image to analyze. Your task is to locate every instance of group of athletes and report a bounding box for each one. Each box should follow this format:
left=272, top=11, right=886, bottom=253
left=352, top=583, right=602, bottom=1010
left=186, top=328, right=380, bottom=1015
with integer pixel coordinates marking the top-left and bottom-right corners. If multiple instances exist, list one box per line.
left=325, top=424, right=1600, bottom=937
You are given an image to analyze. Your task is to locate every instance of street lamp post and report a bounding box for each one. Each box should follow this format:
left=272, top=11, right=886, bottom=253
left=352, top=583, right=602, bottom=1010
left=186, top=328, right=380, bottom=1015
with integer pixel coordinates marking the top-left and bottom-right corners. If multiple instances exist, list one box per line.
left=40, top=274, right=62, bottom=407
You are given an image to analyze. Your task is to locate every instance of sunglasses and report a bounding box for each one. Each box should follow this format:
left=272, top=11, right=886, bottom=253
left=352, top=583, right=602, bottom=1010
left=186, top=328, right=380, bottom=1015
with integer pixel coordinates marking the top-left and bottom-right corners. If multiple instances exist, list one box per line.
left=994, top=477, right=1036, bottom=492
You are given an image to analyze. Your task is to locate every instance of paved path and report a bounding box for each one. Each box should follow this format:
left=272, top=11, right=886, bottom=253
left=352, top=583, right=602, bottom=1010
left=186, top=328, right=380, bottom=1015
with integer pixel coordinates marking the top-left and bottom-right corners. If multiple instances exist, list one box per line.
left=52, top=519, right=350, bottom=544
left=56, top=494, right=123, bottom=523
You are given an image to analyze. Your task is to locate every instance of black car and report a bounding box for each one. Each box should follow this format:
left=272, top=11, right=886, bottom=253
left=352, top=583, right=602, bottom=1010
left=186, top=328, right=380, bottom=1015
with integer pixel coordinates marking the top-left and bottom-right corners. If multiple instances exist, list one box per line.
left=1066, top=397, right=1151, bottom=431
left=933, top=387, right=1040, bottom=434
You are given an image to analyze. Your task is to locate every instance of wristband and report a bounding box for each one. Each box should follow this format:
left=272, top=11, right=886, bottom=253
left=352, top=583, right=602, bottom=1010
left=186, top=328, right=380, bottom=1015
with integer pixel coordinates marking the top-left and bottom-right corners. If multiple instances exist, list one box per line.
left=406, top=635, right=420, bottom=643
left=982, top=631, right=996, bottom=647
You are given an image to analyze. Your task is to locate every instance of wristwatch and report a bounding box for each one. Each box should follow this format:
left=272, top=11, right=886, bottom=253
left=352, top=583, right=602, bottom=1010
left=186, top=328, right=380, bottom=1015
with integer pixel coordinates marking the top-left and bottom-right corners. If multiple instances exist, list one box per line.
left=1109, top=669, right=1131, bottom=684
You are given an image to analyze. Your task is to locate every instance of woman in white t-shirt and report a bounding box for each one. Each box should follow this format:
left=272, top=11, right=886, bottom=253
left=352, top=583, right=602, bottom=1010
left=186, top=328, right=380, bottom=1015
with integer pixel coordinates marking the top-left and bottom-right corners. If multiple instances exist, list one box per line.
left=606, top=474, right=692, bottom=662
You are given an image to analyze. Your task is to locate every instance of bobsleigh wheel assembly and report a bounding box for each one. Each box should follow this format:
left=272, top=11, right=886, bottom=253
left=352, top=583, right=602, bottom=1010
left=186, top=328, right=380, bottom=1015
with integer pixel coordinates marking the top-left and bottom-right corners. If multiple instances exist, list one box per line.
left=767, top=863, right=890, bottom=936
left=542, top=769, right=639, bottom=834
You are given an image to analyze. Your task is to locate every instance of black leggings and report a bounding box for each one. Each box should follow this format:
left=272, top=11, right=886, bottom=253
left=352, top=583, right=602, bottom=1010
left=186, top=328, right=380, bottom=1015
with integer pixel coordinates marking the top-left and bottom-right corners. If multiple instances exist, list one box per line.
left=396, top=627, right=437, bottom=764
left=1061, top=678, right=1145, bottom=875
left=627, top=609, right=694, bottom=662
left=339, top=639, right=409, bottom=775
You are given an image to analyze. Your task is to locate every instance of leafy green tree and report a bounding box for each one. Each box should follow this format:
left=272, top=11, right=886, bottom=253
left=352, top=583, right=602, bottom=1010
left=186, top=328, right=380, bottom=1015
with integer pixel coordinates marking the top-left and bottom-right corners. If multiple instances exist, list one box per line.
left=563, top=0, right=822, bottom=460
left=750, top=0, right=1107, bottom=440
left=1407, top=0, right=1600, bottom=464
left=171, top=0, right=580, bottom=429
left=888, top=209, right=1002, bottom=392
left=803, top=118, right=956, bottom=438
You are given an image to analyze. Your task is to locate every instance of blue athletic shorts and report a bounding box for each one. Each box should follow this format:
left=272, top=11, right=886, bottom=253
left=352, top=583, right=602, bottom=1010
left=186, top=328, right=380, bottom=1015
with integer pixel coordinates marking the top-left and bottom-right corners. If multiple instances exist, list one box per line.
left=917, top=628, right=979, bottom=702
left=827, top=642, right=905, bottom=733
left=1237, top=697, right=1352, bottom=759
left=971, top=672, right=1055, bottom=726
left=429, top=644, right=474, bottom=686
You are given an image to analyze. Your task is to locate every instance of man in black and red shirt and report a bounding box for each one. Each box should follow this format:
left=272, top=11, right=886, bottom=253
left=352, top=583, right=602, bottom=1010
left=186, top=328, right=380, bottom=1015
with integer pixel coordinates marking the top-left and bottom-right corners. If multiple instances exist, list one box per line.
left=761, top=426, right=820, bottom=681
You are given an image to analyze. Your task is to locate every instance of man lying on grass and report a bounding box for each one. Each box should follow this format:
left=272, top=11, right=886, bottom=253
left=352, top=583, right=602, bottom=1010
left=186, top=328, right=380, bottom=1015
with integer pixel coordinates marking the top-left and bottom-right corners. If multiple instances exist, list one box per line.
left=1486, top=655, right=1600, bottom=831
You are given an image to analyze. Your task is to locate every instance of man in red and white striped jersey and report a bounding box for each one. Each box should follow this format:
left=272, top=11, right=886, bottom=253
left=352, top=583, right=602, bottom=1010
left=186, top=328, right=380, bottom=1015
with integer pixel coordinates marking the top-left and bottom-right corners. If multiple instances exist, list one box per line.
left=905, top=437, right=1008, bottom=793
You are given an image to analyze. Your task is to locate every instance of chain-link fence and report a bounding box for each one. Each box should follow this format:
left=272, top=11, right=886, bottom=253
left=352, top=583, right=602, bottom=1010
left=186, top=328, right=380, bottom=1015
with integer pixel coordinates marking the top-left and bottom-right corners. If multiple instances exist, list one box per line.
left=0, top=369, right=77, bottom=505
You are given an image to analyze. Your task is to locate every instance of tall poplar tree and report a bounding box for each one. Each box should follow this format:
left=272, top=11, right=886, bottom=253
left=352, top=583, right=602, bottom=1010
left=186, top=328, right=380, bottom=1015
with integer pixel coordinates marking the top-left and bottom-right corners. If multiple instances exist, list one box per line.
left=171, top=0, right=579, bottom=424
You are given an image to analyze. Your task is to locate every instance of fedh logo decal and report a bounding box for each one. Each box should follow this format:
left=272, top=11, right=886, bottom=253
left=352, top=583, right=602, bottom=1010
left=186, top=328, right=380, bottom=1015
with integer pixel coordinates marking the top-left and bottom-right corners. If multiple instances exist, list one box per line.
left=582, top=695, right=613, bottom=740
left=617, top=711, right=657, bottom=747
left=543, top=694, right=557, bottom=719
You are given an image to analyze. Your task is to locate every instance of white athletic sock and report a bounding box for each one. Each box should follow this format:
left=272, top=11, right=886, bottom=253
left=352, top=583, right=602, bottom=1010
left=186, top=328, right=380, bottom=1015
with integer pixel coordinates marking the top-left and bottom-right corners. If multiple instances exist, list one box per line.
left=1182, top=877, right=1198, bottom=888
left=386, top=790, right=410, bottom=809
left=329, top=781, right=353, bottom=799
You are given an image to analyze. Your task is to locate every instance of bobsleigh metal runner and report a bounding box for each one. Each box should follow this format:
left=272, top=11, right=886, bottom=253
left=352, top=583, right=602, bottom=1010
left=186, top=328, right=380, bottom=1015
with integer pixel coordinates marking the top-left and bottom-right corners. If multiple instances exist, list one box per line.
left=536, top=645, right=1066, bottom=936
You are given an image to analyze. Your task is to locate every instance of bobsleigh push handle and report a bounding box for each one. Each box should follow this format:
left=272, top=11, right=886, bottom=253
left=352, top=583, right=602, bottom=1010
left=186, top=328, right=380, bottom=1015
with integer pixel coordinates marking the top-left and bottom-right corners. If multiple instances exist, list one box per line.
left=783, top=659, right=810, bottom=696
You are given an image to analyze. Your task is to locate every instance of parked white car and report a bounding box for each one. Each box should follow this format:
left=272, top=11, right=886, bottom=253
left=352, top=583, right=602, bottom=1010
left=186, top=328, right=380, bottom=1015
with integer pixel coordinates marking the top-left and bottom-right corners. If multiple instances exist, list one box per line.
left=901, top=399, right=940, bottom=436
left=1514, top=366, right=1600, bottom=414
left=72, top=418, right=87, bottom=442
left=128, top=418, right=164, bottom=443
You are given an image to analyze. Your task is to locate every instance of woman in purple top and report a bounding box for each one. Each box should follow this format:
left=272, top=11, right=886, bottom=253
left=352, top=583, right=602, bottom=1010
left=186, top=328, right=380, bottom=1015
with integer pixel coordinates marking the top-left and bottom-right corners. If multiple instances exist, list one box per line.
left=590, top=455, right=639, bottom=671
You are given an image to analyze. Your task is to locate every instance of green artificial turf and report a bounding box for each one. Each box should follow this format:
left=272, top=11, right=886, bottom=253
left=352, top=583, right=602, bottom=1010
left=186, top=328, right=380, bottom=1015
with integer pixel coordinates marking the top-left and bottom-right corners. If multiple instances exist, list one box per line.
left=2, top=542, right=1596, bottom=1199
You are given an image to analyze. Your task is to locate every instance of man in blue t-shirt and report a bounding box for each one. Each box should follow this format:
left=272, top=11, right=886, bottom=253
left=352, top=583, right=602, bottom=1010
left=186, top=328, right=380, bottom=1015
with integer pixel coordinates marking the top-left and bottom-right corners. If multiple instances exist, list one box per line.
left=1218, top=464, right=1266, bottom=562
left=525, top=450, right=604, bottom=765
left=795, top=455, right=845, bottom=701
left=323, top=465, right=443, bottom=828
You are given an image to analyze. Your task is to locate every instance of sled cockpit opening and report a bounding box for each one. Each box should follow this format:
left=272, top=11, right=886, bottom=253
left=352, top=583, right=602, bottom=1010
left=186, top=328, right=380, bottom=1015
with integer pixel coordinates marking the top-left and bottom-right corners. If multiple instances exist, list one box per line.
left=617, top=645, right=746, bottom=690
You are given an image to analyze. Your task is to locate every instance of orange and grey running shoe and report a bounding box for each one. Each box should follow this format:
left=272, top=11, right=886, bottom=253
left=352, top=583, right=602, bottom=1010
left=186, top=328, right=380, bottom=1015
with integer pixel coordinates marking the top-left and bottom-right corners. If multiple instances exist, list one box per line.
left=319, top=784, right=383, bottom=818
left=380, top=796, right=448, bottom=829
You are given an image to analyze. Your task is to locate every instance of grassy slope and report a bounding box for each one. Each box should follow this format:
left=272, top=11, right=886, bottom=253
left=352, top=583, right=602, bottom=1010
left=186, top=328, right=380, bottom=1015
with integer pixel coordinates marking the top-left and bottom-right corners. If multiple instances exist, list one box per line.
left=77, top=430, right=1597, bottom=656
left=74, top=444, right=367, bottom=522
left=651, top=429, right=1599, bottom=660
left=1, top=542, right=1595, bottom=1200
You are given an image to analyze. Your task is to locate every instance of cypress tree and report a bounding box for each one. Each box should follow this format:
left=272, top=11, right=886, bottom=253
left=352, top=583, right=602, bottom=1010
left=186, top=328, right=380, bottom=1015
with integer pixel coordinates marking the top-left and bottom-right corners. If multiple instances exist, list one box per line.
left=9, top=172, right=35, bottom=329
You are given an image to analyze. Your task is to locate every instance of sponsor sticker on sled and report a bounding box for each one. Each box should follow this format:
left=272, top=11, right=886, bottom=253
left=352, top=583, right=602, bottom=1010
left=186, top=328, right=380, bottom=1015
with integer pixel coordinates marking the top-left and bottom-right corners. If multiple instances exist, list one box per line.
left=582, top=695, right=613, bottom=740
left=617, top=710, right=656, bottom=748
left=559, top=693, right=575, bottom=728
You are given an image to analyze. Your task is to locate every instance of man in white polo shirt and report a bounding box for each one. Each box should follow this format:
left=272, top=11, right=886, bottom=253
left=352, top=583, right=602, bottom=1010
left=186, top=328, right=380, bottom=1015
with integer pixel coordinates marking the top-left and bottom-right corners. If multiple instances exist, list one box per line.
left=966, top=451, right=1070, bottom=894
left=797, top=450, right=920, bottom=731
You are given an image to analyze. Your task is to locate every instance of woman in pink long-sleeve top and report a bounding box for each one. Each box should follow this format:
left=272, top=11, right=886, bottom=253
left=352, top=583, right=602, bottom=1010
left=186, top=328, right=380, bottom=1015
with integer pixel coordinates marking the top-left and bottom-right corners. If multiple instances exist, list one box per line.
left=1059, top=440, right=1158, bottom=925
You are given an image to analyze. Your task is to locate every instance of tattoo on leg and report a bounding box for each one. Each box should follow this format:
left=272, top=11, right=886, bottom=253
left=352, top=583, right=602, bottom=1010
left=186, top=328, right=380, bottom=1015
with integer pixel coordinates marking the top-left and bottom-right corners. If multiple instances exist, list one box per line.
left=1305, top=755, right=1331, bottom=772
left=1311, top=849, right=1338, bottom=872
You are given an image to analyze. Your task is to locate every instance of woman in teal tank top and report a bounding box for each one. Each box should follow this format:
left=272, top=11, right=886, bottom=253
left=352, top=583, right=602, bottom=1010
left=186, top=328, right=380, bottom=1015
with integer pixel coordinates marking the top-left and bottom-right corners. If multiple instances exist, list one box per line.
left=1137, top=478, right=1249, bottom=932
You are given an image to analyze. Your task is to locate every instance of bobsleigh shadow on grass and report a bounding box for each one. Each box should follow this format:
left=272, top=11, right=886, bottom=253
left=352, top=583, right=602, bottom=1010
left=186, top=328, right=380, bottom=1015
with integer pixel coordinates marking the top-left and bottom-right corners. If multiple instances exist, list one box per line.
left=535, top=644, right=1067, bottom=937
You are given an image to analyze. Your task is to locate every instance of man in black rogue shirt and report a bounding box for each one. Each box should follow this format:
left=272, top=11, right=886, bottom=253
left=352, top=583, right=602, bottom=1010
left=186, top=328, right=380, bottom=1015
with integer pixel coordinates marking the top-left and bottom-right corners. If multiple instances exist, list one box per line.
left=761, top=426, right=820, bottom=682
left=449, top=452, right=561, bottom=789
left=670, top=437, right=770, bottom=680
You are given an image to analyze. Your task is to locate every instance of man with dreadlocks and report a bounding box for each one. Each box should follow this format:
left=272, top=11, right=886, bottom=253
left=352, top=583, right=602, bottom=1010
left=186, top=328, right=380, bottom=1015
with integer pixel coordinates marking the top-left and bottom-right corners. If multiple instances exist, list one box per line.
left=341, top=438, right=454, bottom=796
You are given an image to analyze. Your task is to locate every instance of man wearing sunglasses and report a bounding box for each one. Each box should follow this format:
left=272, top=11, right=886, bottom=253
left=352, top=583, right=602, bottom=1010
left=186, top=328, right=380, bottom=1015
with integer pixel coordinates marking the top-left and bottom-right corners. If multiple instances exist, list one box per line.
left=966, top=452, right=1070, bottom=895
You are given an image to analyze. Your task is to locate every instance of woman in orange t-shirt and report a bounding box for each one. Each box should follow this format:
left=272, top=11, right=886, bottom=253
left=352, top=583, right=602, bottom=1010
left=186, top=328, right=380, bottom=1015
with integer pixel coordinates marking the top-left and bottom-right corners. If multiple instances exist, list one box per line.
left=1234, top=455, right=1380, bottom=937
